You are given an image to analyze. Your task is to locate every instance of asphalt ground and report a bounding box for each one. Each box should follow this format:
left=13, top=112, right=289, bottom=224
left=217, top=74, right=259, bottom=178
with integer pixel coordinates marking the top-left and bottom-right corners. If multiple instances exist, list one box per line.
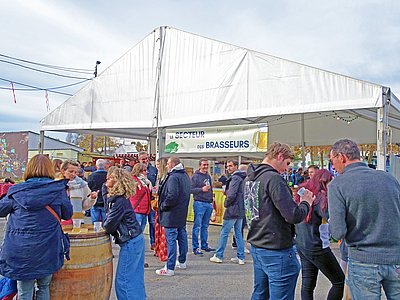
left=111, top=223, right=338, bottom=300
left=0, top=218, right=340, bottom=299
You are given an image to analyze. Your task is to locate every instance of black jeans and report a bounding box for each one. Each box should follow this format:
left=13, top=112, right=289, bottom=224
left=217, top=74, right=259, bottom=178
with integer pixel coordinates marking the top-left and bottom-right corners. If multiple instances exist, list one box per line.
left=298, top=248, right=345, bottom=300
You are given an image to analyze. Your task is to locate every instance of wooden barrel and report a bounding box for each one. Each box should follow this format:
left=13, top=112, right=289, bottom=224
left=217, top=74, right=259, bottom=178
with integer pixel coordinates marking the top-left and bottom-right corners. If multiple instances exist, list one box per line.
left=50, top=224, right=113, bottom=300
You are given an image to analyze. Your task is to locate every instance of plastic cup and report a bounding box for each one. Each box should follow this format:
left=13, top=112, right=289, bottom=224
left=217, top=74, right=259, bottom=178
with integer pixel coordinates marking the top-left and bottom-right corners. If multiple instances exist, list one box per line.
left=94, top=222, right=102, bottom=232
left=72, top=219, right=82, bottom=229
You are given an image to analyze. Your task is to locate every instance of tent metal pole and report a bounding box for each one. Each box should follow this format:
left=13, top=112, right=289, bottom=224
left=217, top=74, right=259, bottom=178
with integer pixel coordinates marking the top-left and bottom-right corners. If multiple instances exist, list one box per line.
left=301, top=114, right=306, bottom=168
left=377, top=88, right=389, bottom=170
left=238, top=155, right=242, bottom=165
left=154, top=26, right=166, bottom=159
left=39, top=130, right=45, bottom=154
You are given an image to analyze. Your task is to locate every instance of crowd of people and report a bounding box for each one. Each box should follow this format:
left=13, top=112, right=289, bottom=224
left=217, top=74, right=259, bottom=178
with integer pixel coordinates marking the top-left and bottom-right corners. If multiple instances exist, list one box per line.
left=0, top=138, right=399, bottom=300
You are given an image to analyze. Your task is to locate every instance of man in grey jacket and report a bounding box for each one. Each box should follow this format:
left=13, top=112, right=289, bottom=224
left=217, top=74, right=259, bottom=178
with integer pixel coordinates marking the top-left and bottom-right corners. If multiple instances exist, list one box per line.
left=328, top=139, right=400, bottom=299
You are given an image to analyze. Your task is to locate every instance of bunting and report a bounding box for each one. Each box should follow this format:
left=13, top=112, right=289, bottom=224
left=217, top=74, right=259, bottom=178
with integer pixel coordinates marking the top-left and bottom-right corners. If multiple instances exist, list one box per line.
left=10, top=82, right=16, bottom=103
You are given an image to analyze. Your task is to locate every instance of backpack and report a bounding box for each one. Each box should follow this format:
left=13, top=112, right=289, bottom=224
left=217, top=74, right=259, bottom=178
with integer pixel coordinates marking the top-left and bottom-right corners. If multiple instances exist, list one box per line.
left=243, top=167, right=269, bottom=229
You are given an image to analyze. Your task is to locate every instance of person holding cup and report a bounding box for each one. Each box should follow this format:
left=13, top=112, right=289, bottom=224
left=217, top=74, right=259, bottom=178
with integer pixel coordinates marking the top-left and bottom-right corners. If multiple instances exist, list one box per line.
left=58, top=160, right=98, bottom=223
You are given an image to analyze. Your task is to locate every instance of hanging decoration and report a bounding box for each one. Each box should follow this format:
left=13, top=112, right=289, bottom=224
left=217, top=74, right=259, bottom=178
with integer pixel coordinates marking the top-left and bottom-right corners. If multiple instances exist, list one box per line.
left=45, top=90, right=50, bottom=111
left=10, top=81, right=16, bottom=103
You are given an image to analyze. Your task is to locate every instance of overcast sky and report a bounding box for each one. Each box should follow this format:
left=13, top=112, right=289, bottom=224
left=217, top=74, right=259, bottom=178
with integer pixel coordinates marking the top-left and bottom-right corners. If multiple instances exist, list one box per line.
left=1, top=0, right=399, bottom=140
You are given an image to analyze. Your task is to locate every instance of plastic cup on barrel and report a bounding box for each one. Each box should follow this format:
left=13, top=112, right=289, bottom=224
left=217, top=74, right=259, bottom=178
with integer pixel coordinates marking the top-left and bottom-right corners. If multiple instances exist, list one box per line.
left=94, top=222, right=102, bottom=232
left=72, top=219, right=82, bottom=229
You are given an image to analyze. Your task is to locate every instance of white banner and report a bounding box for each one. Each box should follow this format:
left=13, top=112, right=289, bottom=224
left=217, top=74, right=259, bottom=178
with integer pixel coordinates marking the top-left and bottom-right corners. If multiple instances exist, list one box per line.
left=165, top=124, right=268, bottom=153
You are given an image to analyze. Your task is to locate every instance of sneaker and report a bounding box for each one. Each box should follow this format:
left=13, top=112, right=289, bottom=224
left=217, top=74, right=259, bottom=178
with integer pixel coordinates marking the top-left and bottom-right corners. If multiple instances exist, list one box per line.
left=231, top=245, right=237, bottom=249
left=193, top=248, right=204, bottom=256
left=230, top=257, right=245, bottom=265
left=209, top=255, right=223, bottom=263
left=244, top=248, right=250, bottom=254
left=144, top=262, right=149, bottom=268
left=175, top=261, right=187, bottom=269
left=155, top=267, right=175, bottom=276
left=201, top=247, right=216, bottom=252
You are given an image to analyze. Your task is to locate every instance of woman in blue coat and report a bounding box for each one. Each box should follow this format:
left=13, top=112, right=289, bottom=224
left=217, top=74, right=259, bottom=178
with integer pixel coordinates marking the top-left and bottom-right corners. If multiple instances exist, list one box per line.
left=0, top=154, right=73, bottom=300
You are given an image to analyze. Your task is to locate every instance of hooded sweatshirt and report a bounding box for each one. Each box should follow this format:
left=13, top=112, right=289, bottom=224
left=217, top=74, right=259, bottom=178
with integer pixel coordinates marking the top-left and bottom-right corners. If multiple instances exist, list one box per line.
left=0, top=178, right=73, bottom=280
left=246, top=163, right=310, bottom=250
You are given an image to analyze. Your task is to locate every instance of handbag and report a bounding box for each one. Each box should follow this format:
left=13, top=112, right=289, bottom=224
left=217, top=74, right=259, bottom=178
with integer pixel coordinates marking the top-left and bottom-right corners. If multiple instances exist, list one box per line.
left=46, top=205, right=71, bottom=261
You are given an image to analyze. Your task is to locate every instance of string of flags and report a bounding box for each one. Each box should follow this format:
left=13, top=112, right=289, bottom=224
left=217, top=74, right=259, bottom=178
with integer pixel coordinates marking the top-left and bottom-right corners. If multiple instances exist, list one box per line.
left=10, top=81, right=50, bottom=111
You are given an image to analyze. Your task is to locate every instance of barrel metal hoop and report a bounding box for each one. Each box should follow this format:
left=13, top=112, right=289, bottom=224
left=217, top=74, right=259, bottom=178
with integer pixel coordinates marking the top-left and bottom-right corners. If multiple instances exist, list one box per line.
left=70, top=236, right=111, bottom=247
left=63, top=256, right=113, bottom=270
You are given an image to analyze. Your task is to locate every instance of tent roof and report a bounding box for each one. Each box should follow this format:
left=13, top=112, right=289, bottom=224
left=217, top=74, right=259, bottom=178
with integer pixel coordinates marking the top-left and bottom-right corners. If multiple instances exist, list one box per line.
left=41, top=26, right=400, bottom=146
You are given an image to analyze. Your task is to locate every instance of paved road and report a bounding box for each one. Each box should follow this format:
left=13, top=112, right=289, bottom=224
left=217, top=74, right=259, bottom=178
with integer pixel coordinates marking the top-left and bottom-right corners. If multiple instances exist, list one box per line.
left=111, top=223, right=338, bottom=300
left=0, top=218, right=339, bottom=299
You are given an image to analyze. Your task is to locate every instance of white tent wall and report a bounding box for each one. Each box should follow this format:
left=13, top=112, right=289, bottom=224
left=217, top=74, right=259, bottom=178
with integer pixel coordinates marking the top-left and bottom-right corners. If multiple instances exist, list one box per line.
left=40, top=26, right=400, bottom=169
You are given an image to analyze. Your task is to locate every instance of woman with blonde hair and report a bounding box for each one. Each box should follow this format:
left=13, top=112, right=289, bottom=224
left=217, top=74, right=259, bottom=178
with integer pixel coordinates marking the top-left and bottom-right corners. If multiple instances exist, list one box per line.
left=0, top=154, right=73, bottom=300
left=52, top=159, right=62, bottom=178
left=153, top=157, right=169, bottom=262
left=103, top=168, right=145, bottom=300
left=129, top=163, right=152, bottom=231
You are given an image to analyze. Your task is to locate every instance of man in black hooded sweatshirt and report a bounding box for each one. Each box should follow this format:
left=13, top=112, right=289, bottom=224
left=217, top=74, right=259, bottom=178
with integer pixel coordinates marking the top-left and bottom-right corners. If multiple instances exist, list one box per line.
left=246, top=142, right=314, bottom=300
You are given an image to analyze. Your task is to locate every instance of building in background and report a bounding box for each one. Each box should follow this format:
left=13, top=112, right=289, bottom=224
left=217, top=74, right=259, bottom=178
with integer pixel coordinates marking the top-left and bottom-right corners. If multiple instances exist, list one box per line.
left=0, top=131, right=84, bottom=179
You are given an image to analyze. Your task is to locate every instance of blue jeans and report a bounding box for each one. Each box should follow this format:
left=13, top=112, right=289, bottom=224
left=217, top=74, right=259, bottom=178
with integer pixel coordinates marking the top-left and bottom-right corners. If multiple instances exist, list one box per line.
left=164, top=226, right=188, bottom=271
left=135, top=213, right=148, bottom=232
left=90, top=206, right=106, bottom=223
left=215, top=218, right=244, bottom=260
left=17, top=274, right=52, bottom=300
left=115, top=234, right=146, bottom=300
left=192, top=201, right=213, bottom=250
left=250, top=245, right=300, bottom=300
left=148, top=210, right=155, bottom=245
left=348, top=259, right=400, bottom=300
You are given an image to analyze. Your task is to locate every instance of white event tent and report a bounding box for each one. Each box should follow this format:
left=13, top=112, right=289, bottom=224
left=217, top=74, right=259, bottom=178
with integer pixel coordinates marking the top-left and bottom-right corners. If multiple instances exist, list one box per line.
left=40, top=26, right=400, bottom=169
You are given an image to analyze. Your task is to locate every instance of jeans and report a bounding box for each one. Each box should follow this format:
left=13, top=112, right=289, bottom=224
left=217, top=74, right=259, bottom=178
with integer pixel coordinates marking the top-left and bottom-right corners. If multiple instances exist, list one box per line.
left=215, top=218, right=244, bottom=260
left=251, top=245, right=300, bottom=300
left=232, top=216, right=246, bottom=247
left=298, top=248, right=345, bottom=300
left=135, top=213, right=148, bottom=232
left=17, top=274, right=52, bottom=300
left=115, top=234, right=146, bottom=300
left=148, top=210, right=155, bottom=245
left=90, top=206, right=106, bottom=223
left=348, top=259, right=400, bottom=300
left=165, top=226, right=188, bottom=270
left=192, top=201, right=213, bottom=250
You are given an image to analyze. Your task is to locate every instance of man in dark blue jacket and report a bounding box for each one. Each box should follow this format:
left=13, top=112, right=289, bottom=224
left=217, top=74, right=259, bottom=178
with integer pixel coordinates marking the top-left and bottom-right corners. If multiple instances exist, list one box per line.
left=156, top=156, right=191, bottom=276
left=191, top=158, right=215, bottom=255
left=87, top=159, right=108, bottom=223
left=210, top=161, right=247, bottom=265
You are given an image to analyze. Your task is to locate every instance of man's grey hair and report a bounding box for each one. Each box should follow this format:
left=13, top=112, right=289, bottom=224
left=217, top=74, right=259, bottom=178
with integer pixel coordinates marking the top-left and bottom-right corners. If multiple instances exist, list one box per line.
left=331, top=139, right=360, bottom=160
left=96, top=159, right=106, bottom=169
left=138, top=151, right=148, bottom=157
left=168, top=156, right=181, bottom=167
left=239, top=164, right=248, bottom=172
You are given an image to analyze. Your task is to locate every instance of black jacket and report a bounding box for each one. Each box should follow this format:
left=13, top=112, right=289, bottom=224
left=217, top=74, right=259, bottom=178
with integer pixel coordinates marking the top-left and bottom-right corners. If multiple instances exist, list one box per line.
left=158, top=165, right=191, bottom=228
left=295, top=195, right=330, bottom=254
left=103, top=195, right=142, bottom=245
left=87, top=169, right=107, bottom=207
left=224, top=170, right=246, bottom=220
left=246, top=163, right=310, bottom=250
